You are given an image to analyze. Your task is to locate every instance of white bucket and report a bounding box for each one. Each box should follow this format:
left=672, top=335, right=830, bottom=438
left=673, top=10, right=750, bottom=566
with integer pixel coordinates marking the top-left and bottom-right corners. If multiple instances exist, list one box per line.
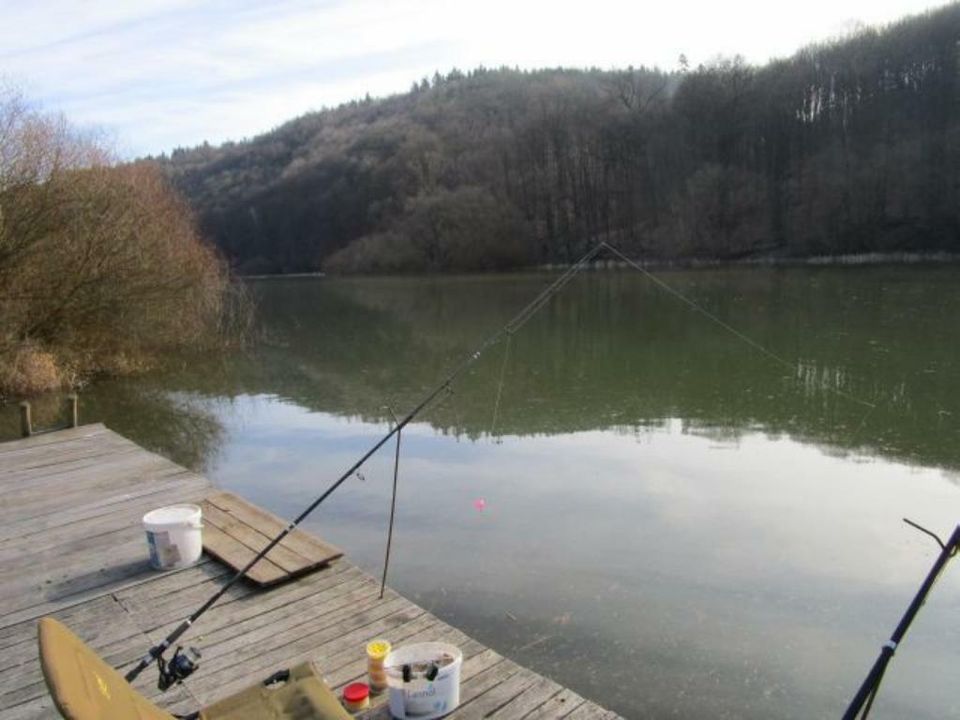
left=385, top=642, right=462, bottom=720
left=142, top=504, right=203, bottom=570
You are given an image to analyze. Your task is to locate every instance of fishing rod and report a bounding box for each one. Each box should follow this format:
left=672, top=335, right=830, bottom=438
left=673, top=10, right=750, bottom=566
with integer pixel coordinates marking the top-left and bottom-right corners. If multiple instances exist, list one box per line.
left=842, top=521, right=960, bottom=720
left=125, top=242, right=606, bottom=686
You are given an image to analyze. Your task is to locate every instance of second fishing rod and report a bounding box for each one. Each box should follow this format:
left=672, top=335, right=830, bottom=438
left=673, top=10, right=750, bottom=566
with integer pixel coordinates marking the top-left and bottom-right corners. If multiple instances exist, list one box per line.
left=125, top=242, right=606, bottom=686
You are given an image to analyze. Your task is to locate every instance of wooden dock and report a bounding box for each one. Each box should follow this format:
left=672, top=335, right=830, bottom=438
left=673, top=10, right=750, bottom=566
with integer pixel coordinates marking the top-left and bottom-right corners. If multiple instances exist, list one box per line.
left=0, top=424, right=622, bottom=720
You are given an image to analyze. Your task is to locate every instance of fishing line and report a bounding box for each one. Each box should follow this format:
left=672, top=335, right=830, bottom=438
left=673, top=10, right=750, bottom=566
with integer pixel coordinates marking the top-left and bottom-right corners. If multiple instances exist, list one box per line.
left=379, top=406, right=402, bottom=600
left=124, top=242, right=606, bottom=685
left=601, top=242, right=877, bottom=412
left=507, top=257, right=590, bottom=334
left=489, top=332, right=513, bottom=440
left=846, top=402, right=879, bottom=447
left=604, top=241, right=882, bottom=490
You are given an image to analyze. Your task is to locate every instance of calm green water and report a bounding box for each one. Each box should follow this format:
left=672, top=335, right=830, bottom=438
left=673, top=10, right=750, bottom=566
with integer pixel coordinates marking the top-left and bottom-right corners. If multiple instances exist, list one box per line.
left=6, top=267, right=960, bottom=719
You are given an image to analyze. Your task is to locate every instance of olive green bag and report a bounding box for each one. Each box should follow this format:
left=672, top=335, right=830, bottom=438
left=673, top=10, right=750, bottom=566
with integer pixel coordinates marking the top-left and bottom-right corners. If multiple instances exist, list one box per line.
left=38, top=617, right=351, bottom=720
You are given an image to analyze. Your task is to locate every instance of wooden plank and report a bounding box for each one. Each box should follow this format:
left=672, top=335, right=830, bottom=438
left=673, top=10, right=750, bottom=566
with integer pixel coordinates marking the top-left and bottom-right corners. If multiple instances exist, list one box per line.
left=447, top=666, right=539, bottom=719
left=0, top=623, right=143, bottom=701
left=0, top=523, right=147, bottom=574
left=121, top=564, right=357, bottom=639
left=181, top=597, right=420, bottom=697
left=0, top=423, right=108, bottom=453
left=0, top=609, right=151, bottom=707
left=148, top=572, right=378, bottom=666
left=0, top=590, right=145, bottom=649
left=186, top=608, right=442, bottom=710
left=0, top=505, right=209, bottom=627
left=204, top=491, right=342, bottom=566
left=0, top=466, right=204, bottom=524
left=0, top=535, right=148, bottom=603
left=522, top=688, right=586, bottom=720
left=0, top=484, right=210, bottom=606
left=0, top=435, right=130, bottom=477
left=0, top=563, right=154, bottom=628
left=198, top=523, right=287, bottom=586
left=117, top=562, right=356, bottom=636
left=199, top=502, right=314, bottom=575
left=0, top=695, right=61, bottom=719
left=0, top=473, right=206, bottom=540
left=563, top=702, right=620, bottom=720
left=487, top=675, right=564, bottom=719
left=111, top=558, right=229, bottom=605
left=179, top=588, right=390, bottom=689
left=0, top=600, right=143, bottom=673
left=0, top=484, right=212, bottom=559
left=0, top=452, right=188, bottom=505
left=0, top=444, right=142, bottom=480
left=3, top=604, right=143, bottom=664
left=0, top=435, right=123, bottom=470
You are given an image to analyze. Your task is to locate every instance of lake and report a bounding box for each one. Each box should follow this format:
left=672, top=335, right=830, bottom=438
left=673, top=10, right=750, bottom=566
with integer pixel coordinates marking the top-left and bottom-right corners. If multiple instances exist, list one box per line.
left=5, top=266, right=960, bottom=719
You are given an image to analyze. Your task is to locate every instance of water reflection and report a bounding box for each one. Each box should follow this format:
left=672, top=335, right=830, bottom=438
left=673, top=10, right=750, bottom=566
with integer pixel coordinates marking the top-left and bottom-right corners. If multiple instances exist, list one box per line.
left=201, top=269, right=958, bottom=470
left=2, top=267, right=960, bottom=717
left=0, top=377, right=226, bottom=471
left=263, top=270, right=960, bottom=471
left=209, top=401, right=960, bottom=719
left=10, top=267, right=952, bottom=471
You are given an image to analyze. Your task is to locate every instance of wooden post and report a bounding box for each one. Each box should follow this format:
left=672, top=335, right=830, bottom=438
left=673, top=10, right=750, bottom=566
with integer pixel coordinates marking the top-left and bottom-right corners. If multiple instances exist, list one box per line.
left=67, top=394, right=79, bottom=428
left=19, top=401, right=32, bottom=438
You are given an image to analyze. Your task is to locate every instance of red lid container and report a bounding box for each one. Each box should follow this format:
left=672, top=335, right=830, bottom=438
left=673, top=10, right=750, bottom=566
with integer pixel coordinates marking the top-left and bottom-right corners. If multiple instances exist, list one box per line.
left=343, top=682, right=370, bottom=703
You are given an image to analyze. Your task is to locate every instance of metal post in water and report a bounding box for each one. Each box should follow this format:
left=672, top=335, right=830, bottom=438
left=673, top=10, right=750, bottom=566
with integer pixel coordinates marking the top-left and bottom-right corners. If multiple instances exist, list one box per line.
left=67, top=394, right=79, bottom=428
left=380, top=412, right=403, bottom=600
left=19, top=401, right=32, bottom=438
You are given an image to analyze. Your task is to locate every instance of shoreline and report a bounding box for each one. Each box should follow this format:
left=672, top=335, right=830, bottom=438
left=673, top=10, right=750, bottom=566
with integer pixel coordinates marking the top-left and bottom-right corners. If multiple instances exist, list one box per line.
left=537, top=250, right=960, bottom=272
left=245, top=251, right=960, bottom=280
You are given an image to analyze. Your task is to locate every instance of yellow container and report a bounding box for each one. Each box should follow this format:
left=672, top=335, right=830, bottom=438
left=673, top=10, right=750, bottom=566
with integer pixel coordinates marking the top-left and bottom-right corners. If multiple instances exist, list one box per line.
left=366, top=640, right=391, bottom=694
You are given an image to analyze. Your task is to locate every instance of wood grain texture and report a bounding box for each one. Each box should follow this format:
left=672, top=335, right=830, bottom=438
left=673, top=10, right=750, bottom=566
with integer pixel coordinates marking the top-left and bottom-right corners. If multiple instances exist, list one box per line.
left=200, top=490, right=343, bottom=583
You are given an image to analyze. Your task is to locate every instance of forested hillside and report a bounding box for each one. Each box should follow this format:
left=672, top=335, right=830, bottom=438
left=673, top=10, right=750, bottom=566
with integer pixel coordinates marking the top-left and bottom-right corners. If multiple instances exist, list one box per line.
left=160, top=4, right=960, bottom=274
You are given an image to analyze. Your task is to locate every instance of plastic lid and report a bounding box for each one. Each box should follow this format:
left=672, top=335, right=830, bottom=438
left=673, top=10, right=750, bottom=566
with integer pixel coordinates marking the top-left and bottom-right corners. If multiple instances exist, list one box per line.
left=143, top=504, right=201, bottom=525
left=343, top=683, right=369, bottom=703
left=367, top=640, right=391, bottom=659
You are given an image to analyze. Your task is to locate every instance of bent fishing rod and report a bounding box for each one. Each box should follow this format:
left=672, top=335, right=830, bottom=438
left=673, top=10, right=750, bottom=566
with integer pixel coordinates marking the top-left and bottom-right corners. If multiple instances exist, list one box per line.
left=842, top=521, right=960, bottom=720
left=124, top=243, right=605, bottom=686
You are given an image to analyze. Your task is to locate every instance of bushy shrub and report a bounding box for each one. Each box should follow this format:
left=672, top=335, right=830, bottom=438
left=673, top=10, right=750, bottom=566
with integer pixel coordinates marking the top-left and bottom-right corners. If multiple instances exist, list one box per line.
left=0, top=88, right=238, bottom=397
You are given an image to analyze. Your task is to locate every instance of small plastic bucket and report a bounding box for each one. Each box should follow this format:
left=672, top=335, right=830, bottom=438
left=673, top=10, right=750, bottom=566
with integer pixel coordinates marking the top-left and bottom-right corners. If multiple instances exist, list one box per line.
left=142, top=504, right=203, bottom=570
left=385, top=642, right=462, bottom=720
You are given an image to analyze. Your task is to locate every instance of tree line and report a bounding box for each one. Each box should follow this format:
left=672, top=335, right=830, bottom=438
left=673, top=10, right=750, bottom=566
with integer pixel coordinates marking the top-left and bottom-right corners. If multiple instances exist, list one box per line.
left=160, top=3, right=960, bottom=274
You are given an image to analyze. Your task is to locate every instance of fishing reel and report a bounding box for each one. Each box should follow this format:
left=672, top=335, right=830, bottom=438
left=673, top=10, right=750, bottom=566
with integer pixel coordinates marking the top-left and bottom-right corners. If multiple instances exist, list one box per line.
left=157, top=645, right=202, bottom=691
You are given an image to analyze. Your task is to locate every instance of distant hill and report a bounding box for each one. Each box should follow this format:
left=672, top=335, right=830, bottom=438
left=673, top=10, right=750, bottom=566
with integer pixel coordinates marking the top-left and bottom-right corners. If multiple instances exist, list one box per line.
left=159, top=3, right=960, bottom=274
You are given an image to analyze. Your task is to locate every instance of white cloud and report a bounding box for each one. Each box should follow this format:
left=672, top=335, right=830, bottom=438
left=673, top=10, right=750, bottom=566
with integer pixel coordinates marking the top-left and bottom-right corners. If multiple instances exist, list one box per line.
left=0, top=0, right=948, bottom=156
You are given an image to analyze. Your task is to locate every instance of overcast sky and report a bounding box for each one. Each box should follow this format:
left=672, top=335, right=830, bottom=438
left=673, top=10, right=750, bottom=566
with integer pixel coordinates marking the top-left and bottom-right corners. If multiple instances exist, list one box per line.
left=1, top=0, right=949, bottom=157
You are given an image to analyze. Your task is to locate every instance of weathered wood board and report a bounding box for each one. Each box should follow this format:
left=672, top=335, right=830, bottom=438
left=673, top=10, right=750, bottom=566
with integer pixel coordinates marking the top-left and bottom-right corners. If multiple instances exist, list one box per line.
left=199, top=490, right=343, bottom=586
